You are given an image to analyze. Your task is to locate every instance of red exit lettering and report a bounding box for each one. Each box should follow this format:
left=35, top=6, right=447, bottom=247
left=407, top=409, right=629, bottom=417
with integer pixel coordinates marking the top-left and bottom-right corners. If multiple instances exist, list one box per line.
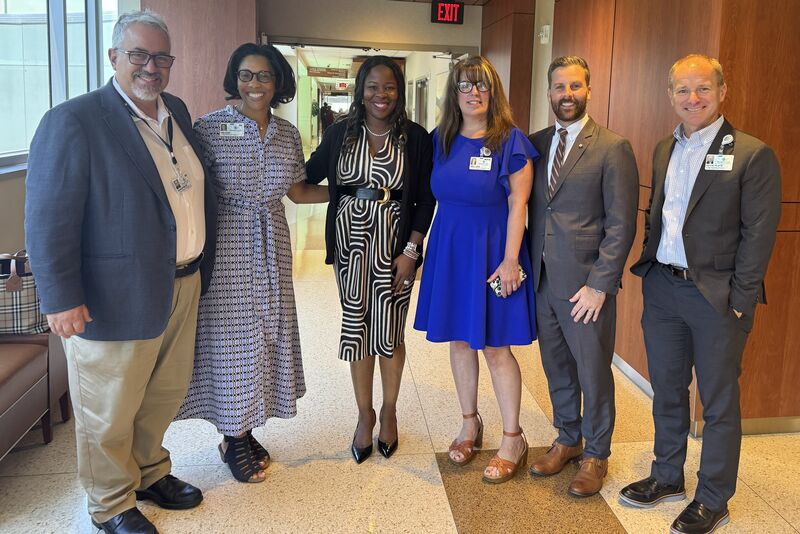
left=437, top=3, right=460, bottom=22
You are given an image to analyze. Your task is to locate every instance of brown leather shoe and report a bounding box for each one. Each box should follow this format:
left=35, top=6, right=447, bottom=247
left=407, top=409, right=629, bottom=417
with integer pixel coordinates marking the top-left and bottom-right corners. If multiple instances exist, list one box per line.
left=568, top=457, right=608, bottom=497
left=529, top=441, right=583, bottom=476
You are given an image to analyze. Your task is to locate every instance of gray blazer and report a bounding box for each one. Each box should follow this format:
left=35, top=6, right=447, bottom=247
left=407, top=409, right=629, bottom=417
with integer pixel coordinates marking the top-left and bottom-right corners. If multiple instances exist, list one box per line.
left=528, top=117, right=639, bottom=299
left=25, top=80, right=217, bottom=341
left=631, top=119, right=781, bottom=319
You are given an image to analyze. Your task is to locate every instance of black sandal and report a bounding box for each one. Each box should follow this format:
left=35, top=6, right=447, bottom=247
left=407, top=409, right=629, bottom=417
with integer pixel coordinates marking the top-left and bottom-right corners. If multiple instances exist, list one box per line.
left=219, top=435, right=265, bottom=483
left=247, top=430, right=271, bottom=468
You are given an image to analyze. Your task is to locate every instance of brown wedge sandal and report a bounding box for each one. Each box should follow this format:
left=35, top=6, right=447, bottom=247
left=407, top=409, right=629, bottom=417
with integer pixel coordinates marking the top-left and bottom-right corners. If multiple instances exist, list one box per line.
left=482, top=428, right=528, bottom=484
left=448, top=412, right=484, bottom=466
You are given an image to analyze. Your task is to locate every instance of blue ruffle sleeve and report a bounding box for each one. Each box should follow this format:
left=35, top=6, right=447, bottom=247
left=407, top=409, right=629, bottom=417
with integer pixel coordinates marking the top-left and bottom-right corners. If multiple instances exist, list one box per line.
left=498, top=128, right=539, bottom=195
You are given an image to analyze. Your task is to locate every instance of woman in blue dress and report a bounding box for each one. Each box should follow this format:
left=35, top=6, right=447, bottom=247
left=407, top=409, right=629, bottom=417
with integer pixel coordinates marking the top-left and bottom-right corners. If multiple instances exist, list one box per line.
left=414, top=56, right=538, bottom=484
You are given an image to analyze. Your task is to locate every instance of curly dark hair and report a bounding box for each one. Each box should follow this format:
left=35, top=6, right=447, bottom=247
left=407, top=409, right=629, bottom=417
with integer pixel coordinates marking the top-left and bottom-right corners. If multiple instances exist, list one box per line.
left=223, top=43, right=295, bottom=107
left=342, top=55, right=408, bottom=151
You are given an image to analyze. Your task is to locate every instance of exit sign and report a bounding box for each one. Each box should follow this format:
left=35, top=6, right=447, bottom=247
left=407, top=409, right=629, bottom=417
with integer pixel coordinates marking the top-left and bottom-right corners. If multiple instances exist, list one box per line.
left=431, top=1, right=464, bottom=25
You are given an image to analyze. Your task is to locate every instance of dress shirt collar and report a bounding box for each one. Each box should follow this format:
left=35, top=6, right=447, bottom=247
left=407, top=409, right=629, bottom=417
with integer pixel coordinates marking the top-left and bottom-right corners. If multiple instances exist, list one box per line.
left=673, top=114, right=725, bottom=146
left=555, top=112, right=590, bottom=139
left=112, top=76, right=169, bottom=127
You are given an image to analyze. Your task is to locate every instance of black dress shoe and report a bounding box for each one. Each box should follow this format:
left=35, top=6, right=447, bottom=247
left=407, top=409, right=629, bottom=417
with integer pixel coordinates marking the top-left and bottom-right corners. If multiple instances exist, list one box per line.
left=670, top=500, right=730, bottom=534
left=619, top=476, right=686, bottom=508
left=91, top=508, right=158, bottom=534
left=377, top=438, right=398, bottom=459
left=135, top=474, right=203, bottom=510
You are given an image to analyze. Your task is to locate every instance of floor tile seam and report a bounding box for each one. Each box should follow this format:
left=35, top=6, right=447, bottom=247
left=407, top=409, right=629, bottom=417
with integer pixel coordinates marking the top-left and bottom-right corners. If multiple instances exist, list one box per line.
left=734, top=475, right=800, bottom=532
left=0, top=470, right=77, bottom=478
left=403, top=349, right=440, bottom=455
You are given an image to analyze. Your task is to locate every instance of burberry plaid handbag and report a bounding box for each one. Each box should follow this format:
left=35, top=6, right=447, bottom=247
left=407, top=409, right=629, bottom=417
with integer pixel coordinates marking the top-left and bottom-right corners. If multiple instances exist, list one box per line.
left=0, top=250, right=49, bottom=334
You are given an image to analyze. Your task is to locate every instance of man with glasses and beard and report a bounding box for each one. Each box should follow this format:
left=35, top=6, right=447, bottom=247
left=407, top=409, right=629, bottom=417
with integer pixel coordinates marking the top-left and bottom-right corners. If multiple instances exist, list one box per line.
left=526, top=56, right=638, bottom=496
left=25, top=10, right=216, bottom=534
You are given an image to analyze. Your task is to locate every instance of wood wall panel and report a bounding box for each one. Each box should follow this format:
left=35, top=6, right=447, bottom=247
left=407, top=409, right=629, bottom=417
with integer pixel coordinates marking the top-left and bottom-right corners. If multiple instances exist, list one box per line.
left=481, top=0, right=535, bottom=129
left=740, top=232, right=800, bottom=418
left=607, top=0, right=722, bottom=188
left=141, top=0, right=258, bottom=120
left=551, top=0, right=615, bottom=128
left=614, top=210, right=648, bottom=380
left=718, top=0, right=800, bottom=202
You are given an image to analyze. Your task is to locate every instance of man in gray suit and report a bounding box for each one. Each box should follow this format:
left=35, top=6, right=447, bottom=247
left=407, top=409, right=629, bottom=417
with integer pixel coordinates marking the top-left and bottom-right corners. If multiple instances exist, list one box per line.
left=620, top=54, right=781, bottom=534
left=527, top=56, right=638, bottom=496
left=25, top=11, right=216, bottom=534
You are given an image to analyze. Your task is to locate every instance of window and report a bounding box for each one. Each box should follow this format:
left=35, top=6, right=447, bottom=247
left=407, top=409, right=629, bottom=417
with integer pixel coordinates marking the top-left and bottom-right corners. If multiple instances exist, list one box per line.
left=0, top=0, right=132, bottom=169
left=0, top=1, right=49, bottom=160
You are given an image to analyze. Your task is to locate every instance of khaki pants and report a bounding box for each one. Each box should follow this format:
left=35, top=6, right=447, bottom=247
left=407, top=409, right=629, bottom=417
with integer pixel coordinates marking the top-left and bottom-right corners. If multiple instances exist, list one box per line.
left=64, top=272, right=200, bottom=522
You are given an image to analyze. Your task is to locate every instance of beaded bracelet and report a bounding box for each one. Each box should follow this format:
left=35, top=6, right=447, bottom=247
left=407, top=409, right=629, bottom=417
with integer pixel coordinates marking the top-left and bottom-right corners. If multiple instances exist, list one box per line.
left=403, top=241, right=420, bottom=260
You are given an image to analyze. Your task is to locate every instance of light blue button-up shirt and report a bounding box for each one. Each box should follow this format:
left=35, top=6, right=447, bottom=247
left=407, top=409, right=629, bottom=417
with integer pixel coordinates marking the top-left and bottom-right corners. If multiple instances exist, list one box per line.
left=656, top=115, right=725, bottom=268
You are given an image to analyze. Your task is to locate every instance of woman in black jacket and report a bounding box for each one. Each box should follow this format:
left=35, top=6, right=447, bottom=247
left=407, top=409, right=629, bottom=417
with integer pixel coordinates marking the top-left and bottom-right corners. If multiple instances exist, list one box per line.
left=306, top=56, right=435, bottom=463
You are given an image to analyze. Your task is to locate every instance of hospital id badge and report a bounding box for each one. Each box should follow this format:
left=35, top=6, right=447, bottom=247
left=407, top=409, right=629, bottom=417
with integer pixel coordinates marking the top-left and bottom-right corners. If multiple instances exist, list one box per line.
left=469, top=156, right=492, bottom=171
left=219, top=122, right=245, bottom=137
left=704, top=154, right=734, bottom=171
left=171, top=168, right=192, bottom=193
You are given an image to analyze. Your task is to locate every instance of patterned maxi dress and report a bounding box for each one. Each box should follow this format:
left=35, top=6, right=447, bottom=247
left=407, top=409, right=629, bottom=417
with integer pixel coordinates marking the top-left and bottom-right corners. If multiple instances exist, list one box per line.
left=335, top=125, right=411, bottom=361
left=176, top=105, right=306, bottom=435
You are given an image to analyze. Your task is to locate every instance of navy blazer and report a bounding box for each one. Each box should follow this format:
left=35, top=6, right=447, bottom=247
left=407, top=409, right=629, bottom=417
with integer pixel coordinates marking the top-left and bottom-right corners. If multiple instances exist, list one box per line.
left=25, top=80, right=217, bottom=341
left=631, top=120, right=781, bottom=321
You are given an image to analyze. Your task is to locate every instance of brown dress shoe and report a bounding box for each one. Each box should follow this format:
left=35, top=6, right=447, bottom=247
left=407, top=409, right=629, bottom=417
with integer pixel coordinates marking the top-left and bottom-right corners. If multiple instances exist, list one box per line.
left=529, top=441, right=583, bottom=476
left=568, top=457, right=608, bottom=497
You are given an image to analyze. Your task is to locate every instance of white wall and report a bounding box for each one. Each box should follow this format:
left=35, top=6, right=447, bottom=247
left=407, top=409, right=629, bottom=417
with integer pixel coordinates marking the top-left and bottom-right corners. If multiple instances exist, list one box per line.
left=404, top=51, right=452, bottom=132
left=529, top=0, right=555, bottom=133
left=274, top=52, right=299, bottom=126
left=259, top=0, right=481, bottom=53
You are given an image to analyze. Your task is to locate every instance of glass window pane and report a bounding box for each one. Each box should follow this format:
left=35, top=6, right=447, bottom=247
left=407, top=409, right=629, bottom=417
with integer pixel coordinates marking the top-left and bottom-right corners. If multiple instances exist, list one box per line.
left=102, top=0, right=121, bottom=83
left=0, top=1, right=49, bottom=157
left=67, top=0, right=88, bottom=98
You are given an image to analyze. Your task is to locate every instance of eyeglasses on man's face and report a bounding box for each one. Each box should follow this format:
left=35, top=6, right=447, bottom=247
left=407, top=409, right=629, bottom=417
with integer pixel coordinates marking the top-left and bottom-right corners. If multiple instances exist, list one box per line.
left=237, top=69, right=276, bottom=84
left=457, top=80, right=490, bottom=94
left=117, top=49, right=175, bottom=68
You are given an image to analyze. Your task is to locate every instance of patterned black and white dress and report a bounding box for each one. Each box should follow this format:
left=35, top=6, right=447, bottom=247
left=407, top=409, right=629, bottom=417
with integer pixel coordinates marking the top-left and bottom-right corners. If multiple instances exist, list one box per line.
left=176, top=106, right=306, bottom=435
left=335, top=125, right=411, bottom=361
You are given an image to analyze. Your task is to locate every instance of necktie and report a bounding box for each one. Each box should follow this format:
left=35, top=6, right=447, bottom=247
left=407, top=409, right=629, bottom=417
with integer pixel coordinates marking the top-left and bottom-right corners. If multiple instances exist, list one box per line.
left=549, top=127, right=568, bottom=200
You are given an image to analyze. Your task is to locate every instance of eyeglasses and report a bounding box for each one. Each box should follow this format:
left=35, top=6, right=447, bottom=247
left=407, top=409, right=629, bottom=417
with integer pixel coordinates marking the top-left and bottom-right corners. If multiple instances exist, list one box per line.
left=457, top=80, right=490, bottom=94
left=117, top=49, right=175, bottom=68
left=237, top=69, right=276, bottom=84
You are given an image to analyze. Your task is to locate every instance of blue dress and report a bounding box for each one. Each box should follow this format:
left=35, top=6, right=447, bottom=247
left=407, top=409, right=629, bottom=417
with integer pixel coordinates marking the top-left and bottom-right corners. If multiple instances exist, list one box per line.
left=414, top=128, right=539, bottom=349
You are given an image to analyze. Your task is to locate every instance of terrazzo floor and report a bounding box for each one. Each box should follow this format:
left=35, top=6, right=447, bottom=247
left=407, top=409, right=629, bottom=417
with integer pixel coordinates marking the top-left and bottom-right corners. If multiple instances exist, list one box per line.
left=1, top=204, right=797, bottom=534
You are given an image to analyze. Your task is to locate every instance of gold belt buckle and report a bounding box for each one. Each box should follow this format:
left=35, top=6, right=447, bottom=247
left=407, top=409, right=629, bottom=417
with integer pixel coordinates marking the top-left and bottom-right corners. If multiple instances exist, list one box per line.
left=378, top=187, right=391, bottom=205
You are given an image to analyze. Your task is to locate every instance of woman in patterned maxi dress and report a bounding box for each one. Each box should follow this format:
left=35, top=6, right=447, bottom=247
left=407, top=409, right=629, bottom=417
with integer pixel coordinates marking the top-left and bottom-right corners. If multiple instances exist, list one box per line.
left=306, top=56, right=435, bottom=463
left=176, top=44, right=328, bottom=483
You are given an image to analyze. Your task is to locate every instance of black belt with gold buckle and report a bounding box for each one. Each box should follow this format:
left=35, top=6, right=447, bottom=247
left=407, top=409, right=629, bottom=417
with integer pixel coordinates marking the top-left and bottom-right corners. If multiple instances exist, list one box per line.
left=661, top=262, right=692, bottom=280
left=176, top=253, right=203, bottom=278
left=338, top=185, right=402, bottom=205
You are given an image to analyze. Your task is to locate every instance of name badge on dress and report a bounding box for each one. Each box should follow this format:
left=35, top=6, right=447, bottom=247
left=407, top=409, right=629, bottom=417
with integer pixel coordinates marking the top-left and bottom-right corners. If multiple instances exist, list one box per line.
left=219, top=122, right=245, bottom=137
left=171, top=165, right=193, bottom=193
left=469, top=156, right=492, bottom=171
left=704, top=154, right=734, bottom=171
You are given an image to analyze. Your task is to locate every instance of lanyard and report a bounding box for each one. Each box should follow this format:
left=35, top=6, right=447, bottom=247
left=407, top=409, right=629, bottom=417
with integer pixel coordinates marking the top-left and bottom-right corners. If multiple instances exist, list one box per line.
left=124, top=103, right=178, bottom=166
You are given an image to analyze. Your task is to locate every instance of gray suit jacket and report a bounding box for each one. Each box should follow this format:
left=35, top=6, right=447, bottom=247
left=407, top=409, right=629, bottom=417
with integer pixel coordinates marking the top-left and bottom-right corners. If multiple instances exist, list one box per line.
left=528, top=117, right=639, bottom=299
left=25, top=80, right=217, bottom=341
left=631, top=119, right=781, bottom=319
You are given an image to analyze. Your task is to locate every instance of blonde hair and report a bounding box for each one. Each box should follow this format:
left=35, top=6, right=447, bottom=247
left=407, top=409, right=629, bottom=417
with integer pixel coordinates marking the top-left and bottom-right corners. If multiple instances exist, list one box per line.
left=668, top=54, right=725, bottom=89
left=437, top=56, right=515, bottom=158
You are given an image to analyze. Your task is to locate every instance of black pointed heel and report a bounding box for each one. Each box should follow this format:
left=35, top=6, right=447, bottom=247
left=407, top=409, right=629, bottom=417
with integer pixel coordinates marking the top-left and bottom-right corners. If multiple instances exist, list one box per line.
left=351, top=409, right=375, bottom=464
left=377, top=438, right=398, bottom=458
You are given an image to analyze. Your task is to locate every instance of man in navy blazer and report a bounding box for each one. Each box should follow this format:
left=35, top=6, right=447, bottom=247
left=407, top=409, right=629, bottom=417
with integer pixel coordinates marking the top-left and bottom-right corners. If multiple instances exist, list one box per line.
left=25, top=11, right=216, bottom=534
left=619, top=55, right=781, bottom=534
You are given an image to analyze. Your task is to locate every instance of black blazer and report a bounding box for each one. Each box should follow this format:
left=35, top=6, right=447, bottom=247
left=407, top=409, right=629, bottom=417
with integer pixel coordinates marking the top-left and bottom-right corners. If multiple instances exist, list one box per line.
left=305, top=119, right=435, bottom=265
left=631, top=119, right=781, bottom=320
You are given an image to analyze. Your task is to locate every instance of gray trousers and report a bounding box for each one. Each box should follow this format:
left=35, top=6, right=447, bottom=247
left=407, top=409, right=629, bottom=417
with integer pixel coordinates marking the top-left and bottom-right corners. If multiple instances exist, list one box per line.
left=642, top=263, right=749, bottom=511
left=535, top=267, right=617, bottom=458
